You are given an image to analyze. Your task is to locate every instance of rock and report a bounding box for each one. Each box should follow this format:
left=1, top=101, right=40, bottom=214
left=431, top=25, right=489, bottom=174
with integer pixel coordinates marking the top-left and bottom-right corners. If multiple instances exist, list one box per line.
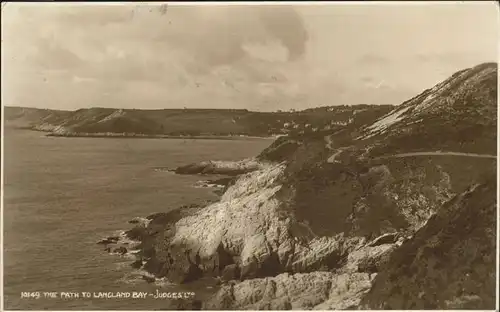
left=97, top=237, right=119, bottom=245
left=113, top=247, right=128, bottom=255
left=204, top=271, right=374, bottom=310
left=135, top=163, right=388, bottom=284
left=143, top=257, right=164, bottom=276
left=221, top=264, right=240, bottom=282
left=104, top=247, right=111, bottom=253
left=212, top=188, right=225, bottom=196
left=131, top=260, right=143, bottom=269
left=174, top=159, right=264, bottom=176
left=142, top=275, right=155, bottom=283
left=342, top=243, right=397, bottom=274
left=128, top=217, right=150, bottom=227
left=125, top=226, right=147, bottom=241
left=367, top=232, right=398, bottom=247
left=146, top=212, right=169, bottom=221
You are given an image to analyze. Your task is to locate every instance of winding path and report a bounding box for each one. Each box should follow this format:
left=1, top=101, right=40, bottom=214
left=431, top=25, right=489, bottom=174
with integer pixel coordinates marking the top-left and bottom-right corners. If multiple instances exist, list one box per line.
left=324, top=134, right=496, bottom=163
left=375, top=151, right=497, bottom=160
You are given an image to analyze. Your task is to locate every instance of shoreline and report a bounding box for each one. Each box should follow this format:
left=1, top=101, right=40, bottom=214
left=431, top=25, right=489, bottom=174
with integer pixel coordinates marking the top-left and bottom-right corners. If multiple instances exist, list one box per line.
left=45, top=132, right=278, bottom=141
left=5, top=126, right=279, bottom=141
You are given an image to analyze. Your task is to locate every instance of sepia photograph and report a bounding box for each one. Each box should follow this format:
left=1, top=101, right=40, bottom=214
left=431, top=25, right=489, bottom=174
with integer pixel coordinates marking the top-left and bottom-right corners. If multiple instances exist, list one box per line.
left=1, top=1, right=499, bottom=310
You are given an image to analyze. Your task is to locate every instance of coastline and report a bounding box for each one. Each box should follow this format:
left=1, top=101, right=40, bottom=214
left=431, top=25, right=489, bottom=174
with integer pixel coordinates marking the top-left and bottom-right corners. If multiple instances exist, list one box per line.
left=5, top=126, right=278, bottom=141
left=45, top=132, right=278, bottom=141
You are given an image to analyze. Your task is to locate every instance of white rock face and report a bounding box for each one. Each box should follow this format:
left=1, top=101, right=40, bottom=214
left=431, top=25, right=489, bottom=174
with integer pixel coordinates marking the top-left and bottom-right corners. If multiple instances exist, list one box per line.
left=205, top=271, right=376, bottom=310
left=173, top=164, right=287, bottom=264
left=98, top=109, right=126, bottom=123
left=168, top=163, right=372, bottom=277
left=358, top=63, right=496, bottom=141
left=172, top=163, right=353, bottom=272
left=365, top=106, right=411, bottom=136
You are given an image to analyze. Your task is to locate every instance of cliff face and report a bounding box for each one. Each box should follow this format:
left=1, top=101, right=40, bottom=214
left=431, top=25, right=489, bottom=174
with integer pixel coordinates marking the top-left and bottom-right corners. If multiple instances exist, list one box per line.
left=117, top=62, right=496, bottom=309
left=203, top=175, right=497, bottom=310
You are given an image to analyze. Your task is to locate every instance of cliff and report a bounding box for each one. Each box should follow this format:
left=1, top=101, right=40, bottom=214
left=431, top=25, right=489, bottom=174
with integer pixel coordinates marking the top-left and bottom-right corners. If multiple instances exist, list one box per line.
left=102, top=62, right=497, bottom=309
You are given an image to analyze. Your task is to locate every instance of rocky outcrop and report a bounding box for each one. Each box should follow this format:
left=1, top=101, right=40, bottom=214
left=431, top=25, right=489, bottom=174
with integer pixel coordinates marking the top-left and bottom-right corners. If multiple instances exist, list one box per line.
left=204, top=271, right=376, bottom=310
left=204, top=175, right=496, bottom=310
left=128, top=153, right=456, bottom=287
left=173, top=159, right=265, bottom=176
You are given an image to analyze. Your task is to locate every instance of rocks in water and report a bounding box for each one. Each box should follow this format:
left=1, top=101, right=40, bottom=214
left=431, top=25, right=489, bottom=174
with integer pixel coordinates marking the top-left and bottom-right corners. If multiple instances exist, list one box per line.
left=113, top=247, right=128, bottom=255
left=210, top=177, right=236, bottom=187
left=125, top=226, right=147, bottom=241
left=96, top=236, right=120, bottom=245
left=195, top=177, right=237, bottom=191
left=128, top=217, right=150, bottom=227
left=212, top=188, right=225, bottom=196
left=146, top=212, right=169, bottom=221
left=142, top=275, right=155, bottom=283
left=131, top=259, right=143, bottom=269
left=174, top=159, right=264, bottom=176
left=154, top=245, right=204, bottom=284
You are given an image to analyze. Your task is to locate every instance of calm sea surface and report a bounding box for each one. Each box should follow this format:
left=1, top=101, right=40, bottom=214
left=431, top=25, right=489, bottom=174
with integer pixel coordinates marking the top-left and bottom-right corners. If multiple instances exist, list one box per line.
left=3, top=129, right=272, bottom=310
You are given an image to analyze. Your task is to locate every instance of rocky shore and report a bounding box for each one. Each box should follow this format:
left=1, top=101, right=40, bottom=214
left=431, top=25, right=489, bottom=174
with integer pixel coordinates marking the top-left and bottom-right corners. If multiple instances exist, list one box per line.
left=45, top=131, right=274, bottom=141
left=98, top=63, right=497, bottom=310
left=104, top=158, right=495, bottom=309
left=172, top=158, right=266, bottom=176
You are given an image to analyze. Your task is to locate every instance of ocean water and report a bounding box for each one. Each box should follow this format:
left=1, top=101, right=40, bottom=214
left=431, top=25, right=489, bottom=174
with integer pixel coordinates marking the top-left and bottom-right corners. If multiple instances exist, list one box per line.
left=3, top=129, right=273, bottom=310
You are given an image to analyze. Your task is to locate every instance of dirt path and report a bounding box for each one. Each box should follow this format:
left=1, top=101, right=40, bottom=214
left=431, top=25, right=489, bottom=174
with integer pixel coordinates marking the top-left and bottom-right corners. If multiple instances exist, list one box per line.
left=375, top=151, right=497, bottom=160
left=324, top=132, right=496, bottom=163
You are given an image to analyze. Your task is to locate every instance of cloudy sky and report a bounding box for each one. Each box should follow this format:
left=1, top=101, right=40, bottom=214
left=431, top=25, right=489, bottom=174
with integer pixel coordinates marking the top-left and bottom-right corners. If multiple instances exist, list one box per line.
left=1, top=2, right=498, bottom=111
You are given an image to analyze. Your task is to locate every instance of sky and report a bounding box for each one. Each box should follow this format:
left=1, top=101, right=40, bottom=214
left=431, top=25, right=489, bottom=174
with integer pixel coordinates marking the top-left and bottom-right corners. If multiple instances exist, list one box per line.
left=1, top=2, right=498, bottom=112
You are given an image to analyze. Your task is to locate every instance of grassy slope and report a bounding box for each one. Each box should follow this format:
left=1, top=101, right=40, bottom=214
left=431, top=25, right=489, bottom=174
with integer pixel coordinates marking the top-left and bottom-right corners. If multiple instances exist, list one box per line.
left=360, top=173, right=497, bottom=309
left=4, top=105, right=394, bottom=137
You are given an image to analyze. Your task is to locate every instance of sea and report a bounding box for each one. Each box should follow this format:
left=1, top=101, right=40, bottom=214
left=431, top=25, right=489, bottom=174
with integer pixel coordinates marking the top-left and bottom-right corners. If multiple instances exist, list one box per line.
left=2, top=129, right=273, bottom=310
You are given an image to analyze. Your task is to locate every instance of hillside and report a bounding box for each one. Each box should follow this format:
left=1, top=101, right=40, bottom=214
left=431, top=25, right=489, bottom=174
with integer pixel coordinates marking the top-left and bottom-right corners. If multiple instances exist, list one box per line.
left=4, top=105, right=393, bottom=138
left=360, top=173, right=497, bottom=309
left=98, top=62, right=497, bottom=310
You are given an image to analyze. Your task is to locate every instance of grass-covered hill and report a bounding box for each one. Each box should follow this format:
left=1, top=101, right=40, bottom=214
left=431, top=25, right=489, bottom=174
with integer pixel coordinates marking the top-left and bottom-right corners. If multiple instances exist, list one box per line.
left=4, top=105, right=393, bottom=138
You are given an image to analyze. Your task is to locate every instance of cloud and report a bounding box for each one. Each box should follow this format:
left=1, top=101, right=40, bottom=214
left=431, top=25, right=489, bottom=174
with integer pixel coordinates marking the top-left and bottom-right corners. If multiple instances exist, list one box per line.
left=2, top=3, right=497, bottom=111
left=357, top=54, right=390, bottom=66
